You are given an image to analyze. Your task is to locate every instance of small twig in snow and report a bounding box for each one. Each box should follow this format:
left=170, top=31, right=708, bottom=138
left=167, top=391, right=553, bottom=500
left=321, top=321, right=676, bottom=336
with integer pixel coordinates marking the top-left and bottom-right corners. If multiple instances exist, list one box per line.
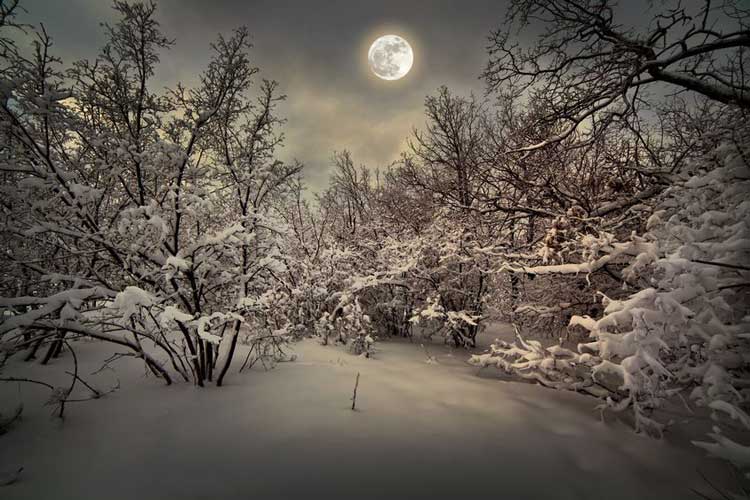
left=351, top=372, right=360, bottom=411
left=0, top=467, right=23, bottom=487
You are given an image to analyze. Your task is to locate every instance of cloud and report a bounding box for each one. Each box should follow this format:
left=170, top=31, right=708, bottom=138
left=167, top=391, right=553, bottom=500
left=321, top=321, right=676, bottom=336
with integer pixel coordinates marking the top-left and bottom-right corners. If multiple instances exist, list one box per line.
left=14, top=0, right=511, bottom=195
left=278, top=81, right=425, bottom=192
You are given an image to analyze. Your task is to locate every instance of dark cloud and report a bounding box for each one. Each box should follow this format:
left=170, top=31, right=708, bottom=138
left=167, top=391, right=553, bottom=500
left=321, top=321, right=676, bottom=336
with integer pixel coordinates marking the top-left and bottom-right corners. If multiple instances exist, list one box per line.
left=17, top=0, right=510, bottom=192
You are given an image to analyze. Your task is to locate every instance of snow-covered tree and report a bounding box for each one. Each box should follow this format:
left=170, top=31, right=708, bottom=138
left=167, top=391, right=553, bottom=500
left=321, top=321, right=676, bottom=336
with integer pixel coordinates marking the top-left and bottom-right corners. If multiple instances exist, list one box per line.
left=472, top=114, right=749, bottom=479
left=463, top=1, right=750, bottom=481
left=0, top=1, right=299, bottom=388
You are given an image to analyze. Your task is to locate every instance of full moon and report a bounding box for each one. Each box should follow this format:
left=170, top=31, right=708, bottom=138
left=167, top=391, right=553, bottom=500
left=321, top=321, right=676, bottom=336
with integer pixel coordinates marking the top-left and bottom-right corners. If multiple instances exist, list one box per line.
left=368, top=35, right=413, bottom=81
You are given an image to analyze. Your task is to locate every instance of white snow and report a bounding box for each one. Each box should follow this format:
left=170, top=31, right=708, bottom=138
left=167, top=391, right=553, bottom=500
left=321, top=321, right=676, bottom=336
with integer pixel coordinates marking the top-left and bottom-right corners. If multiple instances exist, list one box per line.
left=110, top=286, right=155, bottom=319
left=0, top=327, right=734, bottom=499
left=160, top=305, right=194, bottom=326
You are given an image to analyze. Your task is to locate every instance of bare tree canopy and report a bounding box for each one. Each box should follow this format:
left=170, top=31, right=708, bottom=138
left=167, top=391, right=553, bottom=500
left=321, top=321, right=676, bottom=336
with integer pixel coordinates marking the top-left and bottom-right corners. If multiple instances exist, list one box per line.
left=484, top=0, right=750, bottom=151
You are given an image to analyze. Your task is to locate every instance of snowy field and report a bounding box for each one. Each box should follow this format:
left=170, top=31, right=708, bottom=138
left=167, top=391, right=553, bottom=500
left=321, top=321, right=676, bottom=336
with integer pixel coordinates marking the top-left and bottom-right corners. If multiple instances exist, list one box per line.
left=0, top=326, right=731, bottom=500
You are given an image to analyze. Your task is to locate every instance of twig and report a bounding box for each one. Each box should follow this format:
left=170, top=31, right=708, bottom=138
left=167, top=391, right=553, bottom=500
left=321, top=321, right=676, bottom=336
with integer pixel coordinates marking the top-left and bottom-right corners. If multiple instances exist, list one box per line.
left=691, top=259, right=750, bottom=272
left=238, top=343, right=256, bottom=373
left=62, top=378, right=119, bottom=403
left=90, top=352, right=132, bottom=376
left=693, top=468, right=732, bottom=500
left=0, top=467, right=23, bottom=487
left=56, top=340, right=83, bottom=418
left=0, top=377, right=54, bottom=389
left=64, top=371, right=101, bottom=398
left=351, top=372, right=360, bottom=411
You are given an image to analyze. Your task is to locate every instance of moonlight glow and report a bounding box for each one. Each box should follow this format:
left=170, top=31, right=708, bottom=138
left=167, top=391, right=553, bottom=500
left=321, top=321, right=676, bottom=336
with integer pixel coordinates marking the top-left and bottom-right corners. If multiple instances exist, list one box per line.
left=368, top=35, right=413, bottom=80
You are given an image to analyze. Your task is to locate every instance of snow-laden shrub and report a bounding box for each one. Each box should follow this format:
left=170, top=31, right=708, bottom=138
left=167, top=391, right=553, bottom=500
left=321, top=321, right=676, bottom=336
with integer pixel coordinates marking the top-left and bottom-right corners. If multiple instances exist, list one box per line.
left=472, top=137, right=750, bottom=474
left=236, top=290, right=295, bottom=368
left=319, top=294, right=375, bottom=356
left=0, top=4, right=300, bottom=389
left=470, top=323, right=610, bottom=396
left=281, top=245, right=362, bottom=336
left=479, top=203, right=647, bottom=342
left=578, top=140, right=749, bottom=456
left=409, top=295, right=483, bottom=346
left=371, top=214, right=489, bottom=347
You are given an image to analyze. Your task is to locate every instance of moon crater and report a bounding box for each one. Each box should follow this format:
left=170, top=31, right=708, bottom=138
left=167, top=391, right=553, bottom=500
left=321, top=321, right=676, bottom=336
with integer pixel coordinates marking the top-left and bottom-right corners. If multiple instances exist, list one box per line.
left=368, top=35, right=413, bottom=81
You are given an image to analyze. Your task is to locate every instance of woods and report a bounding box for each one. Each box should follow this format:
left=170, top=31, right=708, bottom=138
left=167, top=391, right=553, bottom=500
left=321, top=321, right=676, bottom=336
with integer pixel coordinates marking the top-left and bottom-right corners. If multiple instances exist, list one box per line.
left=0, top=0, right=748, bottom=495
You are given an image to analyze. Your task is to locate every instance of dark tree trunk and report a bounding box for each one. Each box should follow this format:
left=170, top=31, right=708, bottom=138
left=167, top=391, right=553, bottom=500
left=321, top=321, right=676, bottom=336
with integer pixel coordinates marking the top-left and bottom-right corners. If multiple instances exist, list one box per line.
left=25, top=338, right=43, bottom=361
left=205, top=343, right=213, bottom=382
left=41, top=330, right=66, bottom=365
left=197, top=338, right=206, bottom=383
left=176, top=322, right=203, bottom=386
left=216, top=321, right=240, bottom=387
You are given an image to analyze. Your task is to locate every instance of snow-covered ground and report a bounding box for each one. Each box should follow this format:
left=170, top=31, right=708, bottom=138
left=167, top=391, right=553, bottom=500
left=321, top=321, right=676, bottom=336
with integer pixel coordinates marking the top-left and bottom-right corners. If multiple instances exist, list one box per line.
left=0, top=328, right=731, bottom=499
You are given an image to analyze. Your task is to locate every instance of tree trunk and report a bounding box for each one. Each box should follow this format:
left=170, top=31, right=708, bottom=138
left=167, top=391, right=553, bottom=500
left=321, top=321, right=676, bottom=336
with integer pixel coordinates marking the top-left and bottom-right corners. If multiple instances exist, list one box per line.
left=205, top=343, right=213, bottom=382
left=24, top=338, right=42, bottom=361
left=41, top=330, right=66, bottom=365
left=216, top=321, right=240, bottom=387
left=197, top=337, right=206, bottom=383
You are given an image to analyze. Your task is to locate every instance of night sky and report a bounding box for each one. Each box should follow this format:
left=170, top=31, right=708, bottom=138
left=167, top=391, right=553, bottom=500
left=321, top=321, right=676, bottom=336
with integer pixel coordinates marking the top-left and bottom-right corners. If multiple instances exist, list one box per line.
left=16, top=0, right=514, bottom=192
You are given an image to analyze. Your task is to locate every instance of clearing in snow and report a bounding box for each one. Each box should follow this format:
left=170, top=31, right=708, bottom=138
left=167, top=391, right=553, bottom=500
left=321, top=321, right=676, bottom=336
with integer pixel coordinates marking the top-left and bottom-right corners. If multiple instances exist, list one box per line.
left=0, top=329, right=732, bottom=499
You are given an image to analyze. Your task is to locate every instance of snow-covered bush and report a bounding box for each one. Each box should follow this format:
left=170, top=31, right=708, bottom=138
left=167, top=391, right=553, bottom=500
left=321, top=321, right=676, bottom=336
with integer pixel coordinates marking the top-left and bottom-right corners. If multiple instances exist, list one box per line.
left=574, top=137, right=749, bottom=450
left=322, top=294, right=375, bottom=357
left=472, top=131, right=750, bottom=474
left=0, top=2, right=300, bottom=388
left=368, top=213, right=489, bottom=347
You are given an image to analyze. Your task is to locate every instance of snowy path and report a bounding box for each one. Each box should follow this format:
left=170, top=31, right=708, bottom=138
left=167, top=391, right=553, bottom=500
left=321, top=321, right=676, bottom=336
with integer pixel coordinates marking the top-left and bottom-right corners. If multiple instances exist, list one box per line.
left=0, top=335, right=726, bottom=499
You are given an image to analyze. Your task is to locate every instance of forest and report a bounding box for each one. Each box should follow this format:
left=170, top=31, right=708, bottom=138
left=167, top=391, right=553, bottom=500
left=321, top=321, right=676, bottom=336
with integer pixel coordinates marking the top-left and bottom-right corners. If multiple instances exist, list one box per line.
left=0, top=0, right=748, bottom=498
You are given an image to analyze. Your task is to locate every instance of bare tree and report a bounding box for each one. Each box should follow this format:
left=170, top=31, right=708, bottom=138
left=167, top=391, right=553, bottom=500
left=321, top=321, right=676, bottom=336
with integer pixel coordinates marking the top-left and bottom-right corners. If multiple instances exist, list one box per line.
left=484, top=0, right=750, bottom=151
left=406, top=86, right=488, bottom=210
left=319, top=150, right=373, bottom=241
